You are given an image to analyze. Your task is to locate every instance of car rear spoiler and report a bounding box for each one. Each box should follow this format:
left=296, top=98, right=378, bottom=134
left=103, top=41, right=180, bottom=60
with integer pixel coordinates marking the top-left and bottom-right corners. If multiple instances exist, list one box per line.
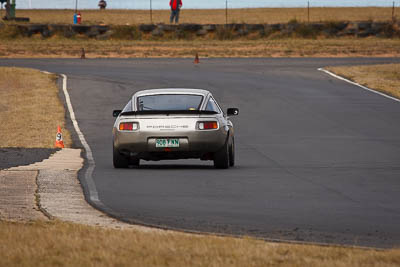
left=114, top=110, right=219, bottom=117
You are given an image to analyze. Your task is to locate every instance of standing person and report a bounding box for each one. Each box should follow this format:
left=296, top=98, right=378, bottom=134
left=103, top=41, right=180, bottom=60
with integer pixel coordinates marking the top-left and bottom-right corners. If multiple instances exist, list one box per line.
left=98, top=0, right=107, bottom=10
left=169, top=0, right=182, bottom=24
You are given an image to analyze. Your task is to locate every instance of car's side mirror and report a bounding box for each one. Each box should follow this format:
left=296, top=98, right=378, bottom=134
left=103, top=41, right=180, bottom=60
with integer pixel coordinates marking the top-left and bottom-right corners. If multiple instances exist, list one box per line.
left=227, top=108, right=239, bottom=116
left=113, top=110, right=122, bottom=117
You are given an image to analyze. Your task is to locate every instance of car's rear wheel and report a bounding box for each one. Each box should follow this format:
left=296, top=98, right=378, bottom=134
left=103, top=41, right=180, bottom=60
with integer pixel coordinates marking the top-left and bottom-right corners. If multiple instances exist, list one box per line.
left=214, top=139, right=230, bottom=169
left=113, top=148, right=129, bottom=168
left=229, top=137, right=235, bottom=167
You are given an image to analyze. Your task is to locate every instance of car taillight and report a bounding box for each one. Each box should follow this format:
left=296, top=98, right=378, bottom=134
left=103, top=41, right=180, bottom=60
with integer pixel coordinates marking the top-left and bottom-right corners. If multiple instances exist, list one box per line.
left=119, top=122, right=139, bottom=131
left=198, top=121, right=218, bottom=130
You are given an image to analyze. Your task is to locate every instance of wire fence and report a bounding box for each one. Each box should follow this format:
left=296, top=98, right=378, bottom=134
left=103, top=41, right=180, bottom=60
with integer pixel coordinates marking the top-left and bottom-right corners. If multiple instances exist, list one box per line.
left=146, top=1, right=399, bottom=24
left=2, top=0, right=399, bottom=24
left=12, top=0, right=400, bottom=9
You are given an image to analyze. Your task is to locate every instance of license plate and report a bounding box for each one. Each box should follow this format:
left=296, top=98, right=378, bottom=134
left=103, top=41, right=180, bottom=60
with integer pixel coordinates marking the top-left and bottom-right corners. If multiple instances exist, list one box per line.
left=156, top=138, right=180, bottom=148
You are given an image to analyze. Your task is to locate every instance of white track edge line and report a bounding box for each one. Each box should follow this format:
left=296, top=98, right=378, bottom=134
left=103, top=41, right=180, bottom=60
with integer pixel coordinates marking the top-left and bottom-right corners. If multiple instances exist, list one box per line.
left=318, top=68, right=400, bottom=103
left=61, top=74, right=100, bottom=203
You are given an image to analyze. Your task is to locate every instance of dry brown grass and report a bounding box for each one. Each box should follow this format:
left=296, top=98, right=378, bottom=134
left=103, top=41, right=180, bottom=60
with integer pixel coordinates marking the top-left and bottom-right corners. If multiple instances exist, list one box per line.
left=9, top=7, right=400, bottom=25
left=1, top=8, right=400, bottom=58
left=0, top=67, right=71, bottom=148
left=0, top=38, right=399, bottom=58
left=0, top=220, right=399, bottom=267
left=327, top=64, right=400, bottom=100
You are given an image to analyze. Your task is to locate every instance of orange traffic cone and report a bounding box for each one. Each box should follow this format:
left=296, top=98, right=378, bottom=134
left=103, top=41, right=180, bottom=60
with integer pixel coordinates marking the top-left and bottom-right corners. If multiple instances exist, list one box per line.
left=194, top=53, right=199, bottom=64
left=55, top=126, right=65, bottom=148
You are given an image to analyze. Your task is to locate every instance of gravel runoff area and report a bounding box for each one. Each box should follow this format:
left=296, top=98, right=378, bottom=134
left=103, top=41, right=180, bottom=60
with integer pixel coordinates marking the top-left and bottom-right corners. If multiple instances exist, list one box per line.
left=0, top=148, right=155, bottom=232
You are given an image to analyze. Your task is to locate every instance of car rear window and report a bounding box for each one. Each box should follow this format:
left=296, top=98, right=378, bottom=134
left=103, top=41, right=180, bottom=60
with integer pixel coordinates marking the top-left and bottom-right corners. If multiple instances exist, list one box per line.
left=137, top=94, right=203, bottom=111
left=205, top=97, right=221, bottom=113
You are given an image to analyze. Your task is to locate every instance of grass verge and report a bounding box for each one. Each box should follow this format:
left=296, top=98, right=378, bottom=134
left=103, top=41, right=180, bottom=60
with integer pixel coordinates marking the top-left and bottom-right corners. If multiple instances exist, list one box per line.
left=0, top=67, right=71, bottom=148
left=0, top=38, right=399, bottom=58
left=327, top=64, right=400, bottom=100
left=0, top=220, right=399, bottom=267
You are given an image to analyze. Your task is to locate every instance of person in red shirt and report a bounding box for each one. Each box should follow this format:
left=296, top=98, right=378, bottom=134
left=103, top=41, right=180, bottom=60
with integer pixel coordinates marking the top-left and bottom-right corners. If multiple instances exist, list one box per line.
left=169, top=0, right=182, bottom=24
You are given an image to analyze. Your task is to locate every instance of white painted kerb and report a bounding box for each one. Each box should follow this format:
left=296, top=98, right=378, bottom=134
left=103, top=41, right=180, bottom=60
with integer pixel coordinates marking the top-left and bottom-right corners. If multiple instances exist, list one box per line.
left=61, top=74, right=100, bottom=203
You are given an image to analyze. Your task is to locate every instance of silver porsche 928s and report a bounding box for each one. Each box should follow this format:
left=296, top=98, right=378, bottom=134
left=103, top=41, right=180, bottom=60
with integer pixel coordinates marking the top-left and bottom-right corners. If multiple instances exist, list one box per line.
left=112, top=88, right=239, bottom=169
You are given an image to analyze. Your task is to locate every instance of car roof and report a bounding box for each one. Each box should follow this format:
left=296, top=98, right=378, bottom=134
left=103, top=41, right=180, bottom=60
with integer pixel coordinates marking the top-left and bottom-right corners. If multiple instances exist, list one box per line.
left=133, top=88, right=211, bottom=97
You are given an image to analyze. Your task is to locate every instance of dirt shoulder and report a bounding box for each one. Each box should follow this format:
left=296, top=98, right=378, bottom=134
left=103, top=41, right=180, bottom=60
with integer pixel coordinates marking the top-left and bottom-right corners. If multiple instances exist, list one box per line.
left=3, top=148, right=148, bottom=230
left=1, top=38, right=400, bottom=58
left=0, top=170, right=46, bottom=221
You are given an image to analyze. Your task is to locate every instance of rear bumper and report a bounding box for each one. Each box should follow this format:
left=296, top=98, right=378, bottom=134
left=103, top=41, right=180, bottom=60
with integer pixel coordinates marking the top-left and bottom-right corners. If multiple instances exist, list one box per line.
left=113, top=128, right=228, bottom=157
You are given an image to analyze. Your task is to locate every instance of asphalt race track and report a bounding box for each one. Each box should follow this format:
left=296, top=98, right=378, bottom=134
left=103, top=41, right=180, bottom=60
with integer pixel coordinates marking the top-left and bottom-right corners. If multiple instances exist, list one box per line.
left=2, top=58, right=400, bottom=248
